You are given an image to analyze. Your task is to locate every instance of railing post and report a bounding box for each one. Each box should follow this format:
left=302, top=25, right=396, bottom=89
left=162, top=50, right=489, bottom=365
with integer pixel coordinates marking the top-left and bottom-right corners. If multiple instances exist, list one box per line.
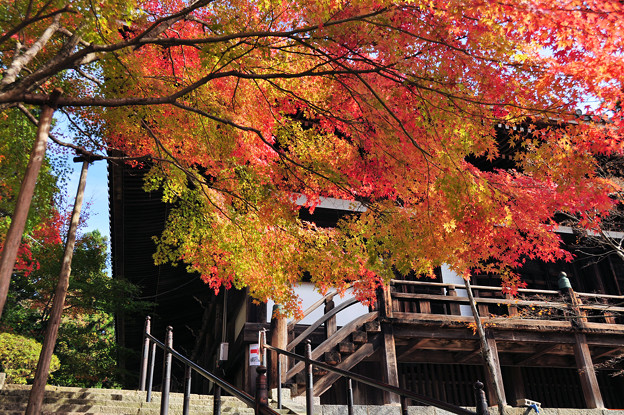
left=183, top=365, right=192, bottom=415
left=214, top=368, right=222, bottom=415
left=324, top=297, right=337, bottom=339
left=447, top=285, right=461, bottom=315
left=139, top=316, right=151, bottom=391
left=160, top=326, right=173, bottom=415
left=347, top=378, right=354, bottom=415
left=277, top=357, right=282, bottom=409
left=305, top=340, right=314, bottom=415
left=147, top=342, right=156, bottom=402
left=400, top=396, right=408, bottom=415
left=474, top=380, right=489, bottom=415
left=255, top=365, right=268, bottom=414
left=559, top=271, right=587, bottom=327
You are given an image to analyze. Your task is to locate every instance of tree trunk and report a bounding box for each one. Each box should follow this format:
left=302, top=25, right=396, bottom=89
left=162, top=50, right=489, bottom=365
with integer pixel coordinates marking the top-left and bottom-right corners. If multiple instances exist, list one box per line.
left=25, top=160, right=89, bottom=415
left=0, top=89, right=61, bottom=318
left=464, top=277, right=506, bottom=415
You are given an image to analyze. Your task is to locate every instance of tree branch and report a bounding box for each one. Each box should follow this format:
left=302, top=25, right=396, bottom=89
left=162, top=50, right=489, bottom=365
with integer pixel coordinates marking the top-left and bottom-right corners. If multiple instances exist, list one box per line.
left=0, top=14, right=62, bottom=90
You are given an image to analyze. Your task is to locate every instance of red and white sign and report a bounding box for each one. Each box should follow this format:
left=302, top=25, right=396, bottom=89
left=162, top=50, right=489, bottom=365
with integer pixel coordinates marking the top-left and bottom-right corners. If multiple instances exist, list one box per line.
left=249, top=344, right=260, bottom=366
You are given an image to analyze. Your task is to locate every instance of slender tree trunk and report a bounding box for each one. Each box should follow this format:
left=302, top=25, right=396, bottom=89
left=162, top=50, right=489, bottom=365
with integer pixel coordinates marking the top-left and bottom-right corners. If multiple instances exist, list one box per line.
left=25, top=160, right=89, bottom=415
left=0, top=89, right=62, bottom=318
left=464, top=277, right=506, bottom=415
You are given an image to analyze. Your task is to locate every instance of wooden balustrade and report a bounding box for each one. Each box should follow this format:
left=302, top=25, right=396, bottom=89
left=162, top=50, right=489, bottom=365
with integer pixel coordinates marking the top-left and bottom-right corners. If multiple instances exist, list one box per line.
left=389, top=279, right=624, bottom=326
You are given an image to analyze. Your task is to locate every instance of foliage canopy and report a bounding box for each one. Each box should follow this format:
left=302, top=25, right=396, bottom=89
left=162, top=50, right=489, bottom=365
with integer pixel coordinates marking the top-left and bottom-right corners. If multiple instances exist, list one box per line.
left=1, top=0, right=623, bottom=312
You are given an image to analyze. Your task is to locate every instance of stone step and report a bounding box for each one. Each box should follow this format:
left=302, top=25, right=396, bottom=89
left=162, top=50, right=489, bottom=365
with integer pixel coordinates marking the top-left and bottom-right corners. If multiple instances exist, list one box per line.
left=0, top=384, right=291, bottom=415
left=0, top=389, right=219, bottom=403
left=0, top=392, right=216, bottom=405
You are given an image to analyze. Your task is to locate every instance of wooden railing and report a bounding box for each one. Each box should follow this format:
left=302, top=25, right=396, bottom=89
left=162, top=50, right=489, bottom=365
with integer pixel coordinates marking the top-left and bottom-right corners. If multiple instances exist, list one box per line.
left=389, top=279, right=624, bottom=325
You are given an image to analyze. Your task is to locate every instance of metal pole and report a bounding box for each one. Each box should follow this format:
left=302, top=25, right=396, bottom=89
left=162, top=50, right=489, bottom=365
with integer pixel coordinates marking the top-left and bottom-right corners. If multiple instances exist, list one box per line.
left=147, top=342, right=156, bottom=402
left=401, top=396, right=408, bottom=415
left=160, top=326, right=173, bottom=415
left=305, top=340, right=314, bottom=415
left=277, top=358, right=282, bottom=409
left=255, top=365, right=268, bottom=414
left=140, top=316, right=151, bottom=391
left=347, top=378, right=354, bottom=415
left=213, top=380, right=222, bottom=415
left=474, top=380, right=489, bottom=415
left=183, top=365, right=192, bottom=415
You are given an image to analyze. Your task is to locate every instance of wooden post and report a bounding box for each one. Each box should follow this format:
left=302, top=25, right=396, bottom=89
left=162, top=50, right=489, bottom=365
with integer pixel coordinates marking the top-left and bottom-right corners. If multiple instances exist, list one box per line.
left=600, top=298, right=616, bottom=324
left=255, top=366, right=269, bottom=414
left=0, top=89, right=62, bottom=318
left=483, top=333, right=506, bottom=410
left=559, top=272, right=587, bottom=328
left=505, top=294, right=517, bottom=317
left=379, top=284, right=394, bottom=319
left=447, top=285, right=461, bottom=315
left=464, top=278, right=506, bottom=415
left=324, top=297, right=337, bottom=338
left=573, top=332, right=604, bottom=409
left=380, top=322, right=400, bottom=404
left=25, top=157, right=88, bottom=415
left=269, top=305, right=288, bottom=388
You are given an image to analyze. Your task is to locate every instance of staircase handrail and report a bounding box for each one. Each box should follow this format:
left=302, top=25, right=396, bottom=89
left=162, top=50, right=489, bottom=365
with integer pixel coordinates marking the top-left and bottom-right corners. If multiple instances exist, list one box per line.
left=287, top=297, right=359, bottom=351
left=143, top=332, right=256, bottom=405
left=139, top=317, right=280, bottom=415
left=262, top=341, right=481, bottom=415
left=287, top=284, right=354, bottom=331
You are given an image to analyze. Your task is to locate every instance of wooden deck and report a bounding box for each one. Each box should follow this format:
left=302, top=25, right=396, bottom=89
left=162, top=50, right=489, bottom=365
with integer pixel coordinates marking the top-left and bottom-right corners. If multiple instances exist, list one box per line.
left=271, top=279, right=624, bottom=409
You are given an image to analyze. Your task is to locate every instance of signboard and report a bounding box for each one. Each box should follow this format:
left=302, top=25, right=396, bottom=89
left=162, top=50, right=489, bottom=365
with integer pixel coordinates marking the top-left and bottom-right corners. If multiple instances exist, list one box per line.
left=249, top=344, right=260, bottom=366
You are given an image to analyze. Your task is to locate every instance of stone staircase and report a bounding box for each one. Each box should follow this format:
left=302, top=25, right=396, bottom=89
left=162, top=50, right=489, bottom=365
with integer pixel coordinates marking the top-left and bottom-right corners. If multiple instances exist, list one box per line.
left=0, top=384, right=271, bottom=415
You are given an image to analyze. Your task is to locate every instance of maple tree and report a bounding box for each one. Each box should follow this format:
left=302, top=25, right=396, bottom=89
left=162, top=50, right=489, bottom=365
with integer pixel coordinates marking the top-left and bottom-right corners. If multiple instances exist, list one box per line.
left=1, top=1, right=623, bottom=412
left=1, top=0, right=622, bottom=313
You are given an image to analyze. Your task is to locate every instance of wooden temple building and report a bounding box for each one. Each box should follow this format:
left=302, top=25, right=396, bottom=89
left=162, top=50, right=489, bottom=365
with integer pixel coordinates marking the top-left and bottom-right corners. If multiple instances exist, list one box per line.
left=109, top=124, right=624, bottom=410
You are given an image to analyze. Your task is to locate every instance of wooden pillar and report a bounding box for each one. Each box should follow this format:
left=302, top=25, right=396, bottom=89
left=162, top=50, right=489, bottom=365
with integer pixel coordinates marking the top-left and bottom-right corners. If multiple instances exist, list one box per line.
left=573, top=332, right=604, bottom=409
left=508, top=366, right=525, bottom=405
left=324, top=298, right=336, bottom=339
left=483, top=333, right=507, bottom=408
left=380, top=322, right=400, bottom=404
left=269, top=305, right=288, bottom=388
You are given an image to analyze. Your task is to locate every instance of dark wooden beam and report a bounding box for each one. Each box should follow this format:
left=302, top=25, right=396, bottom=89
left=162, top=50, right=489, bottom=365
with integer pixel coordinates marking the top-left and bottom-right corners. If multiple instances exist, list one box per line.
left=456, top=348, right=481, bottom=364
left=397, top=338, right=429, bottom=360
left=593, top=347, right=623, bottom=361
left=514, top=344, right=560, bottom=366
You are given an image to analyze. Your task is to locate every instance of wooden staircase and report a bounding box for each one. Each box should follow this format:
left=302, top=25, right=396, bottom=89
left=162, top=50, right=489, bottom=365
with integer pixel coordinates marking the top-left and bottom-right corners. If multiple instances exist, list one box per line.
left=285, top=310, right=383, bottom=397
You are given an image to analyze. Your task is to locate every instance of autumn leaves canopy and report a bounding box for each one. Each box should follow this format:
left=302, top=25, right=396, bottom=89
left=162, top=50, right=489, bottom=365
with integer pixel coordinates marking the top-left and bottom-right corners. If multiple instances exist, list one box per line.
left=1, top=0, right=623, bottom=312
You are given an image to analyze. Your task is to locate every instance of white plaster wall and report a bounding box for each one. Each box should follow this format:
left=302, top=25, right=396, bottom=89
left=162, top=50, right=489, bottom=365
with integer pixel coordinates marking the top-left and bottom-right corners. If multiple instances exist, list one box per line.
left=267, top=282, right=369, bottom=326
left=440, top=265, right=474, bottom=317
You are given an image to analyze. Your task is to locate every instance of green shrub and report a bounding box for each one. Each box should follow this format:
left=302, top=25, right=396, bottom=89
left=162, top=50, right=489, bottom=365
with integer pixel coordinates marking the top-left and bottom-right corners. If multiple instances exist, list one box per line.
left=0, top=332, right=60, bottom=384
